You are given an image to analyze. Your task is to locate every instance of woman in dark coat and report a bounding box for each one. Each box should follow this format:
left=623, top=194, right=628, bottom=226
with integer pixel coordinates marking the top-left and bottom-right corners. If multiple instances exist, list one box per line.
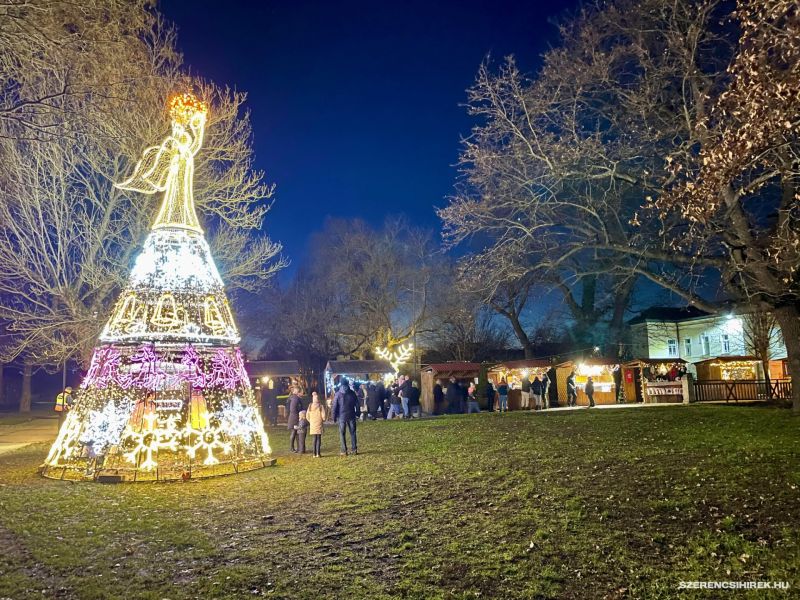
left=433, top=379, right=445, bottom=415
left=286, top=386, right=304, bottom=452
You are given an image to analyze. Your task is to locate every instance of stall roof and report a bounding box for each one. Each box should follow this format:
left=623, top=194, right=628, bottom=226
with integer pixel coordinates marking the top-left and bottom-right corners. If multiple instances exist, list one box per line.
left=556, top=357, right=622, bottom=368
left=490, top=359, right=552, bottom=371
left=693, top=355, right=757, bottom=365
left=422, top=362, right=482, bottom=376
left=623, top=358, right=687, bottom=366
left=246, top=360, right=301, bottom=378
left=325, top=360, right=394, bottom=375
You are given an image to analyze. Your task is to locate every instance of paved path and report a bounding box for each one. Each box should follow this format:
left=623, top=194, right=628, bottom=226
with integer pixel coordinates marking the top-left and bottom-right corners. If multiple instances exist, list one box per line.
left=0, top=417, right=58, bottom=456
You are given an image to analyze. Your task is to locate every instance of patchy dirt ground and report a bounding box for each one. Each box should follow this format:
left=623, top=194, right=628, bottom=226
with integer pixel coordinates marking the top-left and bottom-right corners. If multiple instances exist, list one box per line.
left=0, top=405, right=798, bottom=599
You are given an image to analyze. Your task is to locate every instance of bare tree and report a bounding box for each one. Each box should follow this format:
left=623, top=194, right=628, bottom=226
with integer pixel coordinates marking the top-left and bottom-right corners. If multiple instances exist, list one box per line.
left=742, top=310, right=785, bottom=399
left=0, top=1, right=284, bottom=409
left=441, top=0, right=800, bottom=411
left=425, top=304, right=509, bottom=363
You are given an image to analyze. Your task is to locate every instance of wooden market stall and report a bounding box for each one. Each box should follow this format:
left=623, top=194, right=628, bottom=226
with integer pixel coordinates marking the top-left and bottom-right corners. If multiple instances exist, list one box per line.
left=488, top=359, right=553, bottom=410
left=555, top=358, right=621, bottom=406
left=246, top=360, right=303, bottom=421
left=420, top=362, right=482, bottom=414
left=621, top=358, right=689, bottom=404
left=691, top=355, right=792, bottom=382
left=324, top=360, right=394, bottom=400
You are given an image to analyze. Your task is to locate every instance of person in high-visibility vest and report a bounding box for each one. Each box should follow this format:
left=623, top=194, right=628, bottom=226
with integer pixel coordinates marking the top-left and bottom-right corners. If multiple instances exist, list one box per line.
left=54, top=386, right=74, bottom=428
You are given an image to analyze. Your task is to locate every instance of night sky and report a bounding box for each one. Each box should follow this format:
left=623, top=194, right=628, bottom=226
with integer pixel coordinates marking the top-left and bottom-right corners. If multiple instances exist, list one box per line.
left=160, top=0, right=579, bottom=273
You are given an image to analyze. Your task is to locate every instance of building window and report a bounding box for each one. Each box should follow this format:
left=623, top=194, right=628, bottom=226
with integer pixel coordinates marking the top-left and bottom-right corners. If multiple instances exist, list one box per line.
left=702, top=335, right=711, bottom=356
left=684, top=338, right=692, bottom=357
left=667, top=339, right=678, bottom=357
left=721, top=334, right=730, bottom=354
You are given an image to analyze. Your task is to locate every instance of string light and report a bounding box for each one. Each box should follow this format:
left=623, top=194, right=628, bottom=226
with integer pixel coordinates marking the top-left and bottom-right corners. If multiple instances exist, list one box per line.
left=375, top=343, right=414, bottom=374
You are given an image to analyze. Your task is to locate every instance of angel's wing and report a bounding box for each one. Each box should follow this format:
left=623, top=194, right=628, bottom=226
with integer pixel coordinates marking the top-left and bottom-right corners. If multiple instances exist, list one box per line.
left=115, top=137, right=177, bottom=194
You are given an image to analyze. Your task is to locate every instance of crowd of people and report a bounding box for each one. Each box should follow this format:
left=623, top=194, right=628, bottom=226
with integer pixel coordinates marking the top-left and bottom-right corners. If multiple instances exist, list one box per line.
left=274, top=372, right=579, bottom=458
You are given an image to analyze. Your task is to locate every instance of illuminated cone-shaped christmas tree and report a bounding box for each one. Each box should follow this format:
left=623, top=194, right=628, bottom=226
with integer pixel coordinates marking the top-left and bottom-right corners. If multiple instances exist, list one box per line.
left=42, top=93, right=272, bottom=482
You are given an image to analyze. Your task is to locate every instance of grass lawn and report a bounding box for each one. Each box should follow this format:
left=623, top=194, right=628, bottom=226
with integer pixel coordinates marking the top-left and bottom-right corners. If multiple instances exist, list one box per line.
left=0, top=405, right=798, bottom=599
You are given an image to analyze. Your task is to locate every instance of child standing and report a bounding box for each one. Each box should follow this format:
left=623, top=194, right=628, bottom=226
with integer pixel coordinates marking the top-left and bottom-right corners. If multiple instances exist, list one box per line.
left=306, top=392, right=327, bottom=458
left=294, top=410, right=309, bottom=454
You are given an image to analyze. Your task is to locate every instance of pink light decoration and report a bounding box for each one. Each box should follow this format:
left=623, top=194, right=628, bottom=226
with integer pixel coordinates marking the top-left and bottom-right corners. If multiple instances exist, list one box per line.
left=206, top=348, right=241, bottom=390
left=234, top=348, right=250, bottom=385
left=119, top=344, right=166, bottom=390
left=180, top=344, right=207, bottom=388
left=83, top=345, right=122, bottom=389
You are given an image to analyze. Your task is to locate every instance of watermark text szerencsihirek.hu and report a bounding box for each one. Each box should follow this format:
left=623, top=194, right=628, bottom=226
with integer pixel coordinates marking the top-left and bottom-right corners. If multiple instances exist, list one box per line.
left=679, top=581, right=791, bottom=590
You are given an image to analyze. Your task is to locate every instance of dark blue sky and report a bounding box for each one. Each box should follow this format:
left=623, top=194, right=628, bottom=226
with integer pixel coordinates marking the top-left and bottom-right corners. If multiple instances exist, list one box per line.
left=160, top=0, right=579, bottom=270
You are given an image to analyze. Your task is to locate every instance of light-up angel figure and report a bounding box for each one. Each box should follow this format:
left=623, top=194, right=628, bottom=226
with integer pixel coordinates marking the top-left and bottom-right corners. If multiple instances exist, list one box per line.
left=116, top=93, right=208, bottom=233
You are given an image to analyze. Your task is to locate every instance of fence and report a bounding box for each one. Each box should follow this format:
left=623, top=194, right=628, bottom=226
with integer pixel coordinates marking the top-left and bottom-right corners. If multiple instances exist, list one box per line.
left=693, top=379, right=792, bottom=403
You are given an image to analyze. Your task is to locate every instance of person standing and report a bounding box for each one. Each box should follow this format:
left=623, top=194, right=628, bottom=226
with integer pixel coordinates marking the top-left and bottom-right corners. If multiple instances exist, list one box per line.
left=409, top=380, right=422, bottom=418
left=467, top=383, right=481, bottom=413
left=306, top=392, right=327, bottom=457
left=433, top=379, right=445, bottom=415
left=531, top=376, right=543, bottom=410
left=585, top=376, right=595, bottom=408
left=541, top=372, right=551, bottom=409
left=331, top=380, right=359, bottom=456
left=520, top=376, right=530, bottom=409
left=366, top=382, right=381, bottom=420
left=497, top=379, right=509, bottom=413
left=286, top=386, right=304, bottom=453
left=485, top=380, right=495, bottom=412
left=567, top=371, right=578, bottom=407
left=386, top=384, right=403, bottom=419
left=295, top=410, right=309, bottom=453
left=264, top=380, right=278, bottom=426
left=376, top=380, right=388, bottom=419
left=445, top=377, right=461, bottom=414
left=355, top=382, right=368, bottom=421
left=399, top=375, right=412, bottom=418
left=54, top=386, right=74, bottom=428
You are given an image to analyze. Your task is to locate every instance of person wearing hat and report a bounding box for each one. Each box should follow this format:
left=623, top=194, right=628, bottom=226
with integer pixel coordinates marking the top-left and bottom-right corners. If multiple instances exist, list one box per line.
left=54, top=386, right=75, bottom=428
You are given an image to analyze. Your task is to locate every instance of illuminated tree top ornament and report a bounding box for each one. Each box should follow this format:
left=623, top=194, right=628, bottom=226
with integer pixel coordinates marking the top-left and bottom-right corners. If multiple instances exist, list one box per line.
left=116, top=92, right=209, bottom=233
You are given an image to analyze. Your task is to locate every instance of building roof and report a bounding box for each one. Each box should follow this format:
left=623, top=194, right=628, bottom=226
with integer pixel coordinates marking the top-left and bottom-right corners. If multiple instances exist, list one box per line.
left=325, top=360, right=394, bottom=375
left=245, top=360, right=301, bottom=378
left=627, top=306, right=711, bottom=325
left=423, top=362, right=482, bottom=375
left=490, top=359, right=552, bottom=371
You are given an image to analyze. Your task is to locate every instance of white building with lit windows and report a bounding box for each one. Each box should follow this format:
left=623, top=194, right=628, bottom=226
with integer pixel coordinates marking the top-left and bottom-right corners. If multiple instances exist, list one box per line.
left=628, top=307, right=788, bottom=380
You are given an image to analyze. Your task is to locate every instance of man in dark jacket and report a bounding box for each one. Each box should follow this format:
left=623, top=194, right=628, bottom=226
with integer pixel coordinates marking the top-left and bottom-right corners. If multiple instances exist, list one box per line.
left=433, top=379, right=445, bottom=415
left=376, top=380, right=388, bottom=418
left=445, top=377, right=461, bottom=414
left=331, top=380, right=359, bottom=455
left=408, top=381, right=422, bottom=418
left=286, top=386, right=304, bottom=452
left=400, top=375, right=413, bottom=418
left=585, top=376, right=595, bottom=408
left=531, top=376, right=543, bottom=410
left=485, top=381, right=495, bottom=412
left=566, top=371, right=578, bottom=407
left=366, top=382, right=382, bottom=420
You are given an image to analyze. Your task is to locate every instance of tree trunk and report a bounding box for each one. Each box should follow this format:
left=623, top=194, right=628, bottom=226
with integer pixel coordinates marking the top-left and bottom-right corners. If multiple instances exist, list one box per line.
left=19, top=363, right=32, bottom=413
left=761, top=358, right=772, bottom=401
left=506, top=311, right=534, bottom=358
left=772, top=305, right=800, bottom=414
